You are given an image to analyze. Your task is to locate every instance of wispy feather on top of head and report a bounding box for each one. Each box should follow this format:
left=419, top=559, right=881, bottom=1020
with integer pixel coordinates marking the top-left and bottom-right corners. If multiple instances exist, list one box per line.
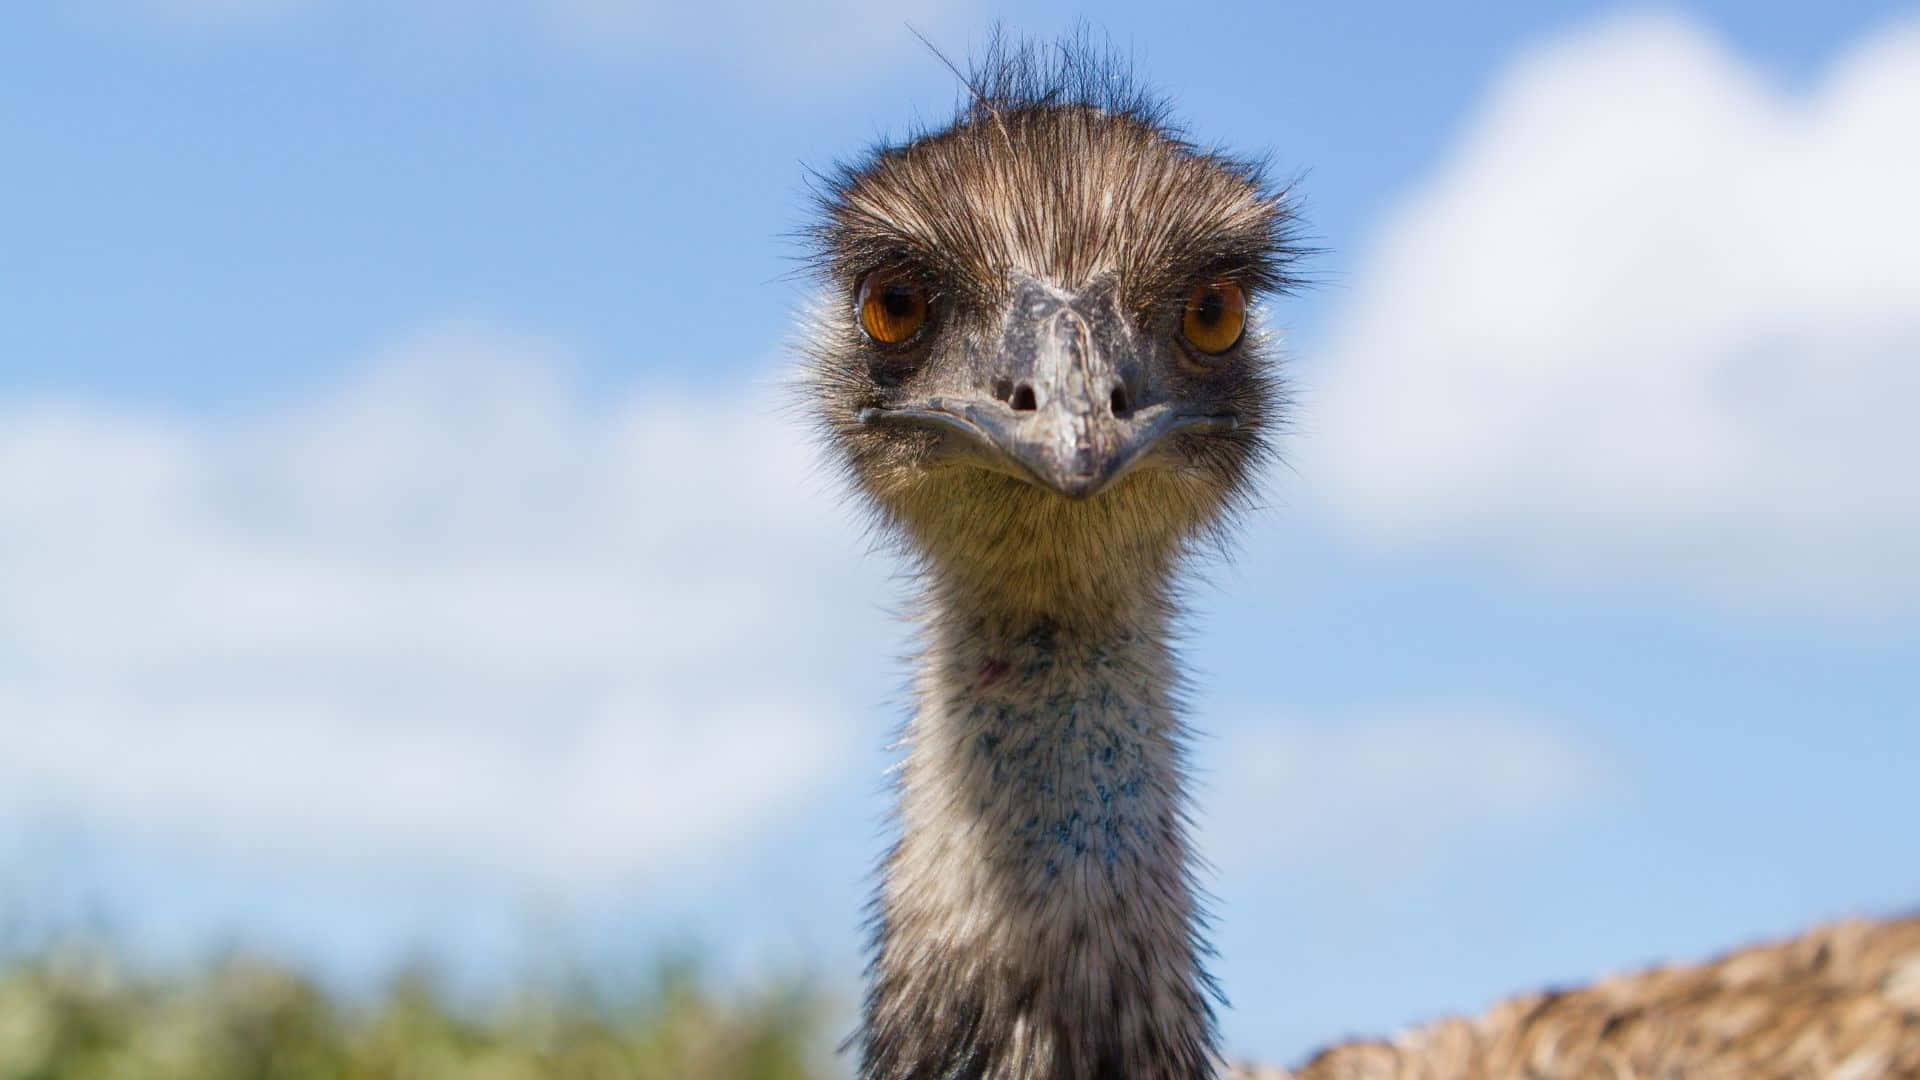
left=941, top=25, right=1173, bottom=135
left=803, top=25, right=1308, bottom=297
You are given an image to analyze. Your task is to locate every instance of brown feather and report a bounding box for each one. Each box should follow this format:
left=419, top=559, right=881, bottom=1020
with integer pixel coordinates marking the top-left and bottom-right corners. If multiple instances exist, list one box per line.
left=1231, top=914, right=1920, bottom=1079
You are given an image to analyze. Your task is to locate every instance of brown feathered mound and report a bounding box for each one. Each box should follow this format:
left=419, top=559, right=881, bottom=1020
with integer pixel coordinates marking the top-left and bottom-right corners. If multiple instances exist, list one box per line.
left=1234, top=914, right=1920, bottom=1079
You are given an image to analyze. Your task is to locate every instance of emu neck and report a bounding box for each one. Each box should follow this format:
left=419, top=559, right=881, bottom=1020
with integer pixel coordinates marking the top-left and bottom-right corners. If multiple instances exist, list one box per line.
left=863, top=587, right=1215, bottom=1080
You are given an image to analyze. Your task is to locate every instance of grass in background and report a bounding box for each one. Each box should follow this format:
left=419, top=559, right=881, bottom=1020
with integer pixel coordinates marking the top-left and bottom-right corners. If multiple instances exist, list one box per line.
left=0, top=941, right=835, bottom=1079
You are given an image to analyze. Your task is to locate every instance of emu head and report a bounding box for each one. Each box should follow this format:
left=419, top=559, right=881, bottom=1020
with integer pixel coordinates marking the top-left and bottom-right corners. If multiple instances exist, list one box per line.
left=806, top=64, right=1300, bottom=621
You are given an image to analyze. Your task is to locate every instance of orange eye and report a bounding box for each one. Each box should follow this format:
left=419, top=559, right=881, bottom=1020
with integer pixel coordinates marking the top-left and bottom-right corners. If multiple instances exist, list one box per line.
left=857, top=270, right=930, bottom=345
left=1181, top=280, right=1246, bottom=355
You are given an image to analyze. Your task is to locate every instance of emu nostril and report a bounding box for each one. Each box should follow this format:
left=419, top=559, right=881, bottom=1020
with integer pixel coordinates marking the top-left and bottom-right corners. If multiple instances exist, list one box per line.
left=1109, top=385, right=1131, bottom=417
left=1010, top=383, right=1038, bottom=411
left=992, top=377, right=1014, bottom=403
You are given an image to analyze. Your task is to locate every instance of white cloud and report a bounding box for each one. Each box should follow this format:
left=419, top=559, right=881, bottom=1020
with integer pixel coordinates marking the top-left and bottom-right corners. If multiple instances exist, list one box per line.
left=0, top=323, right=893, bottom=890
left=1306, top=14, right=1920, bottom=618
left=1204, top=705, right=1604, bottom=876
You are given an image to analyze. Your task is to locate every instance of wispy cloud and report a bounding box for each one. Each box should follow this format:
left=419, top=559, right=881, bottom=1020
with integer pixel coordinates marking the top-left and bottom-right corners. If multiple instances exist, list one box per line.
left=1203, top=704, right=1606, bottom=877
left=1307, top=13, right=1920, bottom=619
left=0, top=322, right=894, bottom=890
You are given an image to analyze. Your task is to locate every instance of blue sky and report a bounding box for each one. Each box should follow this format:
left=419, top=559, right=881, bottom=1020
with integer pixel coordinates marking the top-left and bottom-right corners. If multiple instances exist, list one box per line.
left=2, top=0, right=1917, bottom=1070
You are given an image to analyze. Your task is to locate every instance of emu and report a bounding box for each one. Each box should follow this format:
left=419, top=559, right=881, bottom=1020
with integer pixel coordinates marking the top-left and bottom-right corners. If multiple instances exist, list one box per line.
left=800, top=37, right=1920, bottom=1080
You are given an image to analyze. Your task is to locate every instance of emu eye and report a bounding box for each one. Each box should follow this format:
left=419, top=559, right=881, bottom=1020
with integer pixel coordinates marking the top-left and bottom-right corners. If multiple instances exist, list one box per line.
left=857, top=269, right=930, bottom=345
left=1181, top=280, right=1246, bottom=356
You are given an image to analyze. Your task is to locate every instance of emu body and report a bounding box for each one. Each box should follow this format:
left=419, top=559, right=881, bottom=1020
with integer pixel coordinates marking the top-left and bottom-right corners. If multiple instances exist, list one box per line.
left=805, top=43, right=1286, bottom=1076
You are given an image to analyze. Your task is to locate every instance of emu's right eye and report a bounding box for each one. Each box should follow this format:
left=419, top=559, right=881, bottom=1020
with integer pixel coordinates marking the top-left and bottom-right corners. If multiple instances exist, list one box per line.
left=857, top=270, right=930, bottom=345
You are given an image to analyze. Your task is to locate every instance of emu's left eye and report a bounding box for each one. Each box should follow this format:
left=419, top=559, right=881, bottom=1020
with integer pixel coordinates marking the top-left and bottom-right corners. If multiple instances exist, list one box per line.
left=1181, top=280, right=1246, bottom=355
left=857, top=270, right=930, bottom=345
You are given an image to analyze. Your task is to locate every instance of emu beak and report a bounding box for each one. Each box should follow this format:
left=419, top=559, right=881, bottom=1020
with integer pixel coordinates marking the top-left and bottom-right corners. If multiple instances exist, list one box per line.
left=857, top=279, right=1235, bottom=500
left=859, top=398, right=1235, bottom=499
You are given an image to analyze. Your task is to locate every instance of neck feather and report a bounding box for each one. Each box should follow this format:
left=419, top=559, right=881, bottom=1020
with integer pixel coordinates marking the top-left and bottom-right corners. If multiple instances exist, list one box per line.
left=861, top=585, right=1218, bottom=1080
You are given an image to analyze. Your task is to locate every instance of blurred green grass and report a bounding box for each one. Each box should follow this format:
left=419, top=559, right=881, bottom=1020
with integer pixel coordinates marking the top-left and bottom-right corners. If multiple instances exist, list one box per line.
left=0, top=941, right=836, bottom=1079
